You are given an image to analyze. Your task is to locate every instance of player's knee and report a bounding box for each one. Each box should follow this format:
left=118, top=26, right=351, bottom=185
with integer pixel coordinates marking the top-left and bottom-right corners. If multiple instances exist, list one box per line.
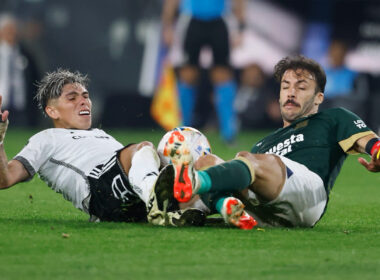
left=236, top=152, right=277, bottom=163
left=235, top=152, right=275, bottom=178
left=179, top=66, right=198, bottom=85
left=246, top=153, right=285, bottom=181
left=136, top=141, right=154, bottom=150
left=210, top=66, right=232, bottom=84
left=235, top=151, right=258, bottom=175
left=194, top=154, right=220, bottom=170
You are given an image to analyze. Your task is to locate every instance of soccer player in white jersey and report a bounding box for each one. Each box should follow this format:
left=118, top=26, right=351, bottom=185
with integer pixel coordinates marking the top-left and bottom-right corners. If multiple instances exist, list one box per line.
left=0, top=69, right=193, bottom=223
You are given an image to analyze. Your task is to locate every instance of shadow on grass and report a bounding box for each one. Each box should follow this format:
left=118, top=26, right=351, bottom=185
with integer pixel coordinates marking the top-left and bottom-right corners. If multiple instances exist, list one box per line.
left=0, top=217, right=148, bottom=229
left=2, top=216, right=375, bottom=234
left=0, top=216, right=237, bottom=233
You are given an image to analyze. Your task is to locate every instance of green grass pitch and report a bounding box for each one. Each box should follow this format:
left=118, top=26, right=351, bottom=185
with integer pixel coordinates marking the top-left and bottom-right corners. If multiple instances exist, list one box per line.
left=1, top=128, right=380, bottom=280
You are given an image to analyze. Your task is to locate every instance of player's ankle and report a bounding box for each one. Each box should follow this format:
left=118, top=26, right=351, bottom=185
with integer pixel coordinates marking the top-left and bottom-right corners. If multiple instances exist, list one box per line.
left=215, top=197, right=226, bottom=214
left=196, top=170, right=210, bottom=194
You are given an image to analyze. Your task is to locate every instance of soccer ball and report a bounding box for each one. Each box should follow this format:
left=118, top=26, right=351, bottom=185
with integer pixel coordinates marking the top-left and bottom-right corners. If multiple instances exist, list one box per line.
left=157, top=126, right=212, bottom=165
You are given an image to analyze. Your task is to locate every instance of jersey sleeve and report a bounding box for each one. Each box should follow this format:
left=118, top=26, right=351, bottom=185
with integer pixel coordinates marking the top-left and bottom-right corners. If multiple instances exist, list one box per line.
left=332, top=108, right=374, bottom=154
left=13, top=130, right=55, bottom=179
left=251, top=143, right=260, bottom=154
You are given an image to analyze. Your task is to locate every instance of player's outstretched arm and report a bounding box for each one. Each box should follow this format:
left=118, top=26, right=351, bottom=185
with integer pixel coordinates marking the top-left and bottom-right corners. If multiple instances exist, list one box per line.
left=0, top=96, right=30, bottom=189
left=355, top=133, right=380, bottom=172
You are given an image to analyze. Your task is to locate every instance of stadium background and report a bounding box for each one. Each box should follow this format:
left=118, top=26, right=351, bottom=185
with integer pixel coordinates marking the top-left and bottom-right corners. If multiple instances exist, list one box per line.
left=1, top=0, right=380, bottom=130
left=2, top=1, right=380, bottom=279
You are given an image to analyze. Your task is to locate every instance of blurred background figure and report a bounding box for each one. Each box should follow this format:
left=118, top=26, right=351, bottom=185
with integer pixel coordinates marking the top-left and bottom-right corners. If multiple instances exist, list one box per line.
left=0, top=13, right=41, bottom=127
left=235, top=63, right=281, bottom=129
left=324, top=39, right=357, bottom=99
left=1, top=0, right=379, bottom=134
left=161, top=0, right=246, bottom=143
left=321, top=39, right=370, bottom=121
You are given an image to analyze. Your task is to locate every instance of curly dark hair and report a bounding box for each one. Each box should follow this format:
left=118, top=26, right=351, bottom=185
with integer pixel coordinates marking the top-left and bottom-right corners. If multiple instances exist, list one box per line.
left=274, top=55, right=326, bottom=94
left=35, top=69, right=89, bottom=112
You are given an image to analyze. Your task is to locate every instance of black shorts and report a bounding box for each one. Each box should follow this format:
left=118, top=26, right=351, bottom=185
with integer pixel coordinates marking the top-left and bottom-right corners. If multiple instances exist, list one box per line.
left=88, top=148, right=147, bottom=222
left=183, top=17, right=230, bottom=67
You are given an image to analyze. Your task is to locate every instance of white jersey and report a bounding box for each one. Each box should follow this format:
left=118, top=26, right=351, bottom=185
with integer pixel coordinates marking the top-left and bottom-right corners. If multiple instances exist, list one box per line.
left=14, top=128, right=124, bottom=212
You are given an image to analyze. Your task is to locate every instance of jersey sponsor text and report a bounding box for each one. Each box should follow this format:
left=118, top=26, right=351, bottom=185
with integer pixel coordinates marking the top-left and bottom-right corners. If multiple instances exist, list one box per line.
left=265, top=134, right=304, bottom=156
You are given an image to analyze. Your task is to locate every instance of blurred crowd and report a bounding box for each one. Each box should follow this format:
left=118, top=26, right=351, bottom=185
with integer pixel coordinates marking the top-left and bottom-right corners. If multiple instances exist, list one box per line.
left=0, top=0, right=379, bottom=141
left=162, top=0, right=380, bottom=142
left=0, top=12, right=42, bottom=126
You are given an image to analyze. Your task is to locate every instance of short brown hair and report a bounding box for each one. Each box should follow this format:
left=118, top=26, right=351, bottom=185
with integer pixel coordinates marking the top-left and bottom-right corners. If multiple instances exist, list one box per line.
left=274, top=55, right=326, bottom=93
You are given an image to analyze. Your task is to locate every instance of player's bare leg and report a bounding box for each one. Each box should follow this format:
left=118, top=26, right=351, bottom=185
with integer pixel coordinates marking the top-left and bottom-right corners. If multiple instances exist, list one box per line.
left=194, top=154, right=224, bottom=170
left=195, top=151, right=286, bottom=202
left=235, top=151, right=286, bottom=201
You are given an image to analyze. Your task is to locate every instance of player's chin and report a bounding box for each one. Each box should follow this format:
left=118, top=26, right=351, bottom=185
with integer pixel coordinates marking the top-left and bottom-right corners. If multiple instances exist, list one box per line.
left=83, top=122, right=92, bottom=130
left=283, top=114, right=300, bottom=124
left=77, top=119, right=92, bottom=130
left=281, top=110, right=297, bottom=121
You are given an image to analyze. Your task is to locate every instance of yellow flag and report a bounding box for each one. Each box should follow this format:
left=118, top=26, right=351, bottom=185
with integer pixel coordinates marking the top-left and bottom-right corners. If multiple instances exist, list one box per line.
left=151, top=63, right=181, bottom=130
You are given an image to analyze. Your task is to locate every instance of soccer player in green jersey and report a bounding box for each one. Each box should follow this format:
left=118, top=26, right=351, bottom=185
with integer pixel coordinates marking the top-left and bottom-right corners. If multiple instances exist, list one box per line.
left=150, top=55, right=380, bottom=228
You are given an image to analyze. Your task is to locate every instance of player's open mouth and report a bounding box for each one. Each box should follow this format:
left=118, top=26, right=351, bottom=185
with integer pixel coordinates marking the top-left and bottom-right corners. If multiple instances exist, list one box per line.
left=79, top=110, right=90, bottom=115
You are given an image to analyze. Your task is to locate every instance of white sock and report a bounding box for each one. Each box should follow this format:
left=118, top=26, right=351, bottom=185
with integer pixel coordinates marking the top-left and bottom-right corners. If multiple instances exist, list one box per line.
left=128, top=146, right=160, bottom=205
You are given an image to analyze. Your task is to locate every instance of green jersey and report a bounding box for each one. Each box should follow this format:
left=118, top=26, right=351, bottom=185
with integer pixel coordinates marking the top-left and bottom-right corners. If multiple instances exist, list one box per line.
left=251, top=108, right=373, bottom=194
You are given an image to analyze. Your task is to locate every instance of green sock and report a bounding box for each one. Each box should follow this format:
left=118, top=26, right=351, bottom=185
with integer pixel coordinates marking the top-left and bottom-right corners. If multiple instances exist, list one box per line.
left=197, top=171, right=212, bottom=194
left=215, top=197, right=226, bottom=214
left=198, top=159, right=252, bottom=194
left=199, top=192, right=232, bottom=214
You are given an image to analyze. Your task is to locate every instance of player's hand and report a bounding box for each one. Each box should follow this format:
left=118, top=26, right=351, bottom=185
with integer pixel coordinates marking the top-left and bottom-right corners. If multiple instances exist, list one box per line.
left=0, top=95, right=9, bottom=145
left=0, top=95, right=9, bottom=122
left=358, top=149, right=380, bottom=172
left=162, top=25, right=174, bottom=47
